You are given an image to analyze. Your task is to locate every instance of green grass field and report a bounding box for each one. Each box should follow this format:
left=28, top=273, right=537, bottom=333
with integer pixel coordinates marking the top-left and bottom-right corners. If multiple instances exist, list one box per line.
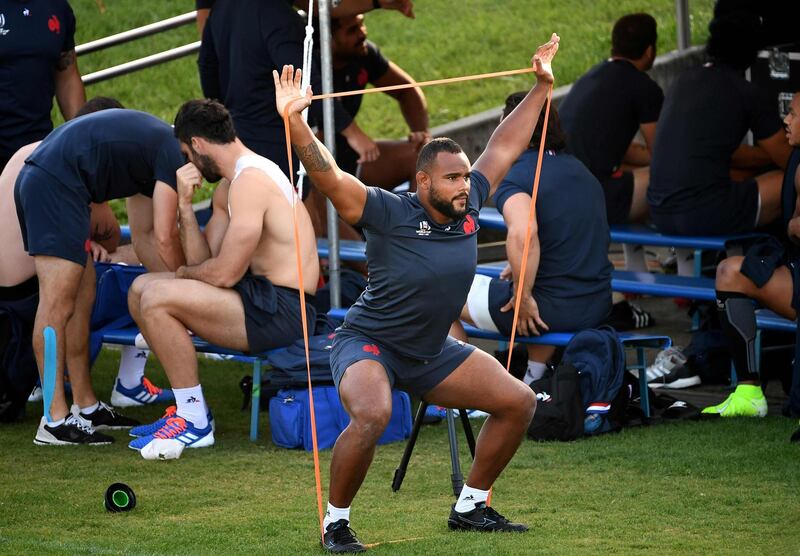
left=1, top=352, right=798, bottom=554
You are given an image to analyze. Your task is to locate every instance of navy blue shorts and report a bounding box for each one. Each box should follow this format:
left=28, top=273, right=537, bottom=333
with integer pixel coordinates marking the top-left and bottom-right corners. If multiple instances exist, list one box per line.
left=330, top=325, right=476, bottom=397
left=601, top=170, right=635, bottom=225
left=232, top=274, right=316, bottom=354
left=466, top=275, right=611, bottom=335
left=651, top=178, right=759, bottom=235
left=14, top=163, right=91, bottom=266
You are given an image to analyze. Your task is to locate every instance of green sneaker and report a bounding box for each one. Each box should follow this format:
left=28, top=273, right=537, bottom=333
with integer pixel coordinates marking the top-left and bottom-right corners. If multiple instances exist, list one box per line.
left=701, top=384, right=767, bottom=417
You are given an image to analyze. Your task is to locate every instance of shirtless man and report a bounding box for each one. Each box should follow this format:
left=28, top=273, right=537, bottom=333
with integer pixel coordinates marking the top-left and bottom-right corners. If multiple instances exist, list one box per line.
left=276, top=32, right=558, bottom=551
left=127, top=99, right=319, bottom=460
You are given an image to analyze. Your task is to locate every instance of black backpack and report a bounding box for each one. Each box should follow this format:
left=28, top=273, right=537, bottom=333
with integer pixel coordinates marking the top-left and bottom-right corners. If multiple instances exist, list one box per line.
left=527, top=364, right=584, bottom=441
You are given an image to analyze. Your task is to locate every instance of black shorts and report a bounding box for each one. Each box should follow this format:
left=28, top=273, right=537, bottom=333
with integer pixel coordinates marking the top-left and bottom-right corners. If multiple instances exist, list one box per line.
left=466, top=275, right=612, bottom=335
left=651, top=179, right=760, bottom=235
left=600, top=170, right=635, bottom=225
left=0, top=276, right=39, bottom=401
left=14, top=163, right=91, bottom=266
left=232, top=274, right=316, bottom=354
left=329, top=325, right=475, bottom=397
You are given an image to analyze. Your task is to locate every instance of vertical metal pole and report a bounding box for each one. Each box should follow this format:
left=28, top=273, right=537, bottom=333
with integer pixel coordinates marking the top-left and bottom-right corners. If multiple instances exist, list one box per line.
left=319, top=0, right=342, bottom=308
left=676, top=0, right=691, bottom=51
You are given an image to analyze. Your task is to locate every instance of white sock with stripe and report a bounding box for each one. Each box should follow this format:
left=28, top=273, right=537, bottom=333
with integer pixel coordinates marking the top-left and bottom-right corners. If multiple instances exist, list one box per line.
left=523, top=361, right=547, bottom=385
left=173, top=384, right=208, bottom=428
left=117, top=346, right=148, bottom=389
left=323, top=503, right=351, bottom=529
left=454, top=484, right=489, bottom=513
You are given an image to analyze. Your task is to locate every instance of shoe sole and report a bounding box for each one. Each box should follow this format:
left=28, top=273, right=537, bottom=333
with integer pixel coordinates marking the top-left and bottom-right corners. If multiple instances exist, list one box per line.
left=34, top=436, right=112, bottom=446
left=93, top=424, right=137, bottom=430
left=447, top=518, right=528, bottom=532
left=129, top=433, right=215, bottom=451
left=661, top=376, right=701, bottom=389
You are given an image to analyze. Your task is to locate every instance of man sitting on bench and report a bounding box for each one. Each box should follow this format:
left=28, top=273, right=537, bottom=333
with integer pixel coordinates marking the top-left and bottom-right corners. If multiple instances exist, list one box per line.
left=127, top=100, right=319, bottom=460
left=706, top=92, right=800, bottom=422
left=451, top=99, right=612, bottom=385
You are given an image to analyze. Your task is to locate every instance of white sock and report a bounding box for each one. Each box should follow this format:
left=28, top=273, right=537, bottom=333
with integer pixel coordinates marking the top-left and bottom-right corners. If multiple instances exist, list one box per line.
left=80, top=401, right=100, bottom=415
left=623, top=244, right=647, bottom=272
left=47, top=416, right=65, bottom=426
left=454, top=484, right=489, bottom=513
left=523, top=361, right=547, bottom=386
left=676, top=248, right=695, bottom=276
left=173, top=385, right=208, bottom=428
left=117, top=346, right=149, bottom=389
left=323, top=502, right=351, bottom=529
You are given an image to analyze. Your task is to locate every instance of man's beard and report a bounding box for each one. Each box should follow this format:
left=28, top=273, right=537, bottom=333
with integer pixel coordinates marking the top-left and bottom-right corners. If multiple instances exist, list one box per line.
left=194, top=152, right=222, bottom=183
left=430, top=186, right=468, bottom=220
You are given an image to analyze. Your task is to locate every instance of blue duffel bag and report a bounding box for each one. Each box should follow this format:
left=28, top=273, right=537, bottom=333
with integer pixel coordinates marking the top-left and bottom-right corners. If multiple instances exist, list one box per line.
left=269, top=386, right=413, bottom=451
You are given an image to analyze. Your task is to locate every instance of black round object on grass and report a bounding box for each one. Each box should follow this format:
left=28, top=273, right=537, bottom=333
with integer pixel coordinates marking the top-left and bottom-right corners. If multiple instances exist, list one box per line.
left=105, top=483, right=136, bottom=512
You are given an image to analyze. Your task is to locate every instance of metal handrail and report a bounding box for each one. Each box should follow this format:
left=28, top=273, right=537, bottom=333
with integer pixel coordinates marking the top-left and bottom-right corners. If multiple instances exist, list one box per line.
left=82, top=41, right=200, bottom=85
left=76, top=11, right=197, bottom=56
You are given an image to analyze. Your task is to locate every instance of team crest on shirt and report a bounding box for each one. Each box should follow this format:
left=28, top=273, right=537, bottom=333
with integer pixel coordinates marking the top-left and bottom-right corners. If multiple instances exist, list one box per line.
left=463, top=215, right=476, bottom=234
left=416, top=221, right=431, bottom=236
left=48, top=14, right=60, bottom=34
left=0, top=14, right=9, bottom=35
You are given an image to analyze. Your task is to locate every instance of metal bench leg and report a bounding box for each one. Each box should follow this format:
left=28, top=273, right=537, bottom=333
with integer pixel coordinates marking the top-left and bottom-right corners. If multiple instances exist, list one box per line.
left=250, top=360, right=262, bottom=442
left=636, top=347, right=650, bottom=418
left=755, top=329, right=762, bottom=377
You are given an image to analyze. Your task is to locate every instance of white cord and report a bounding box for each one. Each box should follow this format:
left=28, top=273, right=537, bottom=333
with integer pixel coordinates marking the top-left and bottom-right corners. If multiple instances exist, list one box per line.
left=295, top=0, right=315, bottom=202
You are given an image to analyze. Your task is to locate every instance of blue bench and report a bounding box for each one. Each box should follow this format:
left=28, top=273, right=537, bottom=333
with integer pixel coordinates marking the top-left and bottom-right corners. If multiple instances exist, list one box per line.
left=317, top=239, right=368, bottom=262
left=101, top=326, right=281, bottom=442
left=478, top=207, right=764, bottom=253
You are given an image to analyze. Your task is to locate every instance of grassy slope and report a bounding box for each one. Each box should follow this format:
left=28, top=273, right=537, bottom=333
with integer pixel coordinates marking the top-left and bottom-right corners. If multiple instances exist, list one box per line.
left=66, top=0, right=714, bottom=219
left=0, top=352, right=798, bottom=554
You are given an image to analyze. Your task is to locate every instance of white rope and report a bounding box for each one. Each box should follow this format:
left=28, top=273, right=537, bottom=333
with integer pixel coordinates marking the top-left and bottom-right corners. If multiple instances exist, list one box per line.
left=295, top=0, right=315, bottom=201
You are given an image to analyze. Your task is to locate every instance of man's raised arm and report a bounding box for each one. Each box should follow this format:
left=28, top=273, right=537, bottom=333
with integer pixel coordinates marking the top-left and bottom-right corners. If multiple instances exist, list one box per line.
left=473, top=34, right=559, bottom=195
left=273, top=65, right=368, bottom=225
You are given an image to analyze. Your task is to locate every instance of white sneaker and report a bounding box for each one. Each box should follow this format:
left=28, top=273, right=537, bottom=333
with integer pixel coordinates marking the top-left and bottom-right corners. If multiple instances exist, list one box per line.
left=644, top=347, right=689, bottom=388
left=28, top=386, right=43, bottom=403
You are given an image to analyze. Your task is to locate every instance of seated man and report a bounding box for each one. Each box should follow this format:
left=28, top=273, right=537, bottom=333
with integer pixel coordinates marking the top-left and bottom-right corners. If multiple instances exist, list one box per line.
left=14, top=108, right=185, bottom=445
left=127, top=99, right=319, bottom=460
left=647, top=11, right=791, bottom=237
left=452, top=98, right=613, bottom=385
left=276, top=32, right=558, bottom=550
left=329, top=12, right=429, bottom=191
left=559, top=13, right=661, bottom=229
left=705, top=91, right=800, bottom=426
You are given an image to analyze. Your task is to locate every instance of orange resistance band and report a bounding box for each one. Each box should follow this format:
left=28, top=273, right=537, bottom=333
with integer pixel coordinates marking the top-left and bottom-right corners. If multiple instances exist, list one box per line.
left=488, top=82, right=553, bottom=508
left=311, top=67, right=535, bottom=101
left=283, top=106, right=326, bottom=543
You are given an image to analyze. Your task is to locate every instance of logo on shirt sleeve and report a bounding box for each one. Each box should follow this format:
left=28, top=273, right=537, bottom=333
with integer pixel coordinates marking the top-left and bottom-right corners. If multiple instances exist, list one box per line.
left=362, top=344, right=381, bottom=356
left=416, top=221, right=431, bottom=236
left=0, top=14, right=9, bottom=35
left=48, top=14, right=60, bottom=34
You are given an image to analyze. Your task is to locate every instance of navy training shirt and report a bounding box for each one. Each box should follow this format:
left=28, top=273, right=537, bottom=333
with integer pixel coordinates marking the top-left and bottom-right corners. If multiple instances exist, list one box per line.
left=559, top=59, right=663, bottom=181
left=25, top=109, right=183, bottom=202
left=344, top=171, right=491, bottom=360
left=648, top=64, right=784, bottom=211
left=333, top=40, right=390, bottom=124
left=493, top=149, right=612, bottom=302
left=0, top=0, right=76, bottom=167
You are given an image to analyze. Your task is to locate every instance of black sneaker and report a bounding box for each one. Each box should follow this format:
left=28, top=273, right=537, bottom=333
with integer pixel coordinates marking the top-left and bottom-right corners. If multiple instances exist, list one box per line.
left=322, top=519, right=366, bottom=553
left=650, top=364, right=700, bottom=390
left=33, top=415, right=114, bottom=445
left=607, top=301, right=655, bottom=331
left=78, top=401, right=140, bottom=430
left=448, top=502, right=528, bottom=532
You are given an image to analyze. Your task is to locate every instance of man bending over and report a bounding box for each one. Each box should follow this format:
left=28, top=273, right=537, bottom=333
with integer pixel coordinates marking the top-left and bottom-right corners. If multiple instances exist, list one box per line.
left=128, top=100, right=319, bottom=459
left=276, top=32, right=559, bottom=552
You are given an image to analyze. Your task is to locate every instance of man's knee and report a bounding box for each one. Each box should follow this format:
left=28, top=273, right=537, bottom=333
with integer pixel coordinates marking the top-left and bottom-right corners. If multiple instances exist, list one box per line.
left=343, top=396, right=393, bottom=442
left=494, top=379, right=536, bottom=424
left=716, top=257, right=747, bottom=292
left=138, top=283, right=172, bottom=321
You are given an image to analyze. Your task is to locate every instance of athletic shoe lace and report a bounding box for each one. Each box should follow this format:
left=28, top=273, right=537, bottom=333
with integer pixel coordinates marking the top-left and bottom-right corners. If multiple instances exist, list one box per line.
left=97, top=401, right=118, bottom=417
left=67, top=414, right=96, bottom=435
left=160, top=406, right=177, bottom=419
left=480, top=504, right=510, bottom=524
left=330, top=521, right=360, bottom=545
left=142, top=377, right=163, bottom=395
left=153, top=417, right=187, bottom=439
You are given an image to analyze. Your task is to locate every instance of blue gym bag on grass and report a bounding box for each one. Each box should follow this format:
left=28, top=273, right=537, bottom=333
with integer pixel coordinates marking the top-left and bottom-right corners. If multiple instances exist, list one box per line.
left=269, top=387, right=413, bottom=451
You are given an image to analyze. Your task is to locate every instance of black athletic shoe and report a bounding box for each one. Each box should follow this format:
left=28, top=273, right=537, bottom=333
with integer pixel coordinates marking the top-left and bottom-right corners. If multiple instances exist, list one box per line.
left=322, top=519, right=366, bottom=553
left=79, top=401, right=140, bottom=430
left=607, top=301, right=655, bottom=331
left=448, top=502, right=528, bottom=532
left=33, top=415, right=114, bottom=446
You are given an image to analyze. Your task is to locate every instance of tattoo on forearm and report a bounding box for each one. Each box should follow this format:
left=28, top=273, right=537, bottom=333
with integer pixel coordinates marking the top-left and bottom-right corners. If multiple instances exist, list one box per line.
left=294, top=142, right=332, bottom=172
left=57, top=50, right=76, bottom=71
